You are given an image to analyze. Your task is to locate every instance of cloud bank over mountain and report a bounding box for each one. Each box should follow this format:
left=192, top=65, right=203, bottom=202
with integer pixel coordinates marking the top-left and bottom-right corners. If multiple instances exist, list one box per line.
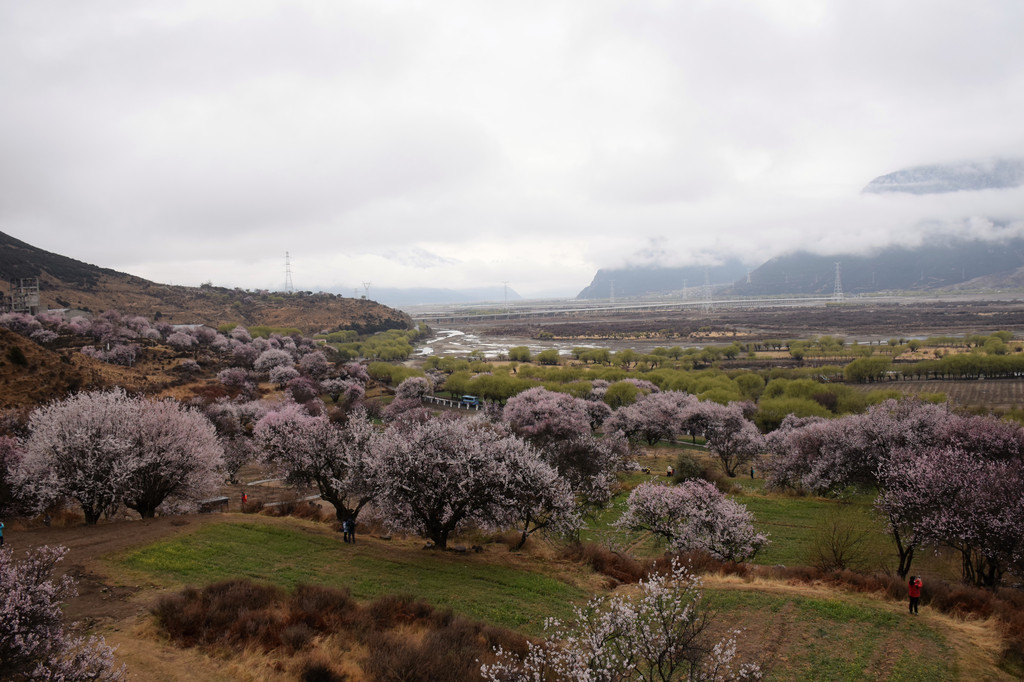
left=1, top=1, right=1022, bottom=297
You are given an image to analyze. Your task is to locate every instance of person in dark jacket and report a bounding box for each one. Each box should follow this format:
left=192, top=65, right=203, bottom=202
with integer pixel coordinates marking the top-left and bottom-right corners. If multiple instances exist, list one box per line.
left=908, top=575, right=923, bottom=614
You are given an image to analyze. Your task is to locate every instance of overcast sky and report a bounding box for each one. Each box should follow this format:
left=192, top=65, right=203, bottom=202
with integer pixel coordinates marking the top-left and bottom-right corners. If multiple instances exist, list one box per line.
left=2, top=1, right=1023, bottom=299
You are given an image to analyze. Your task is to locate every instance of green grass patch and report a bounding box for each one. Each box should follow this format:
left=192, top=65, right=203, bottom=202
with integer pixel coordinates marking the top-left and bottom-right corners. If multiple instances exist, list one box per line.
left=112, top=520, right=584, bottom=634
left=703, top=587, right=955, bottom=681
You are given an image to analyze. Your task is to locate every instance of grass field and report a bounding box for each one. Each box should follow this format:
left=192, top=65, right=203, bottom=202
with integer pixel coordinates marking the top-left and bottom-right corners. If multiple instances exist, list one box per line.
left=114, top=520, right=586, bottom=634
left=105, top=515, right=1013, bottom=680
left=98, top=440, right=1013, bottom=680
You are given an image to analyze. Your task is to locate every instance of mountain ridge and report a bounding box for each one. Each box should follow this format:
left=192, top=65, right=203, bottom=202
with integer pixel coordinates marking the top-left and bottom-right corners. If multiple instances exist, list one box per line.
left=0, top=231, right=412, bottom=335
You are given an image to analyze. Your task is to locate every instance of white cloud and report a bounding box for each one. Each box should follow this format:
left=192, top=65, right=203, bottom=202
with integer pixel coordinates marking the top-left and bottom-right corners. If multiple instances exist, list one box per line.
left=1, top=0, right=1022, bottom=298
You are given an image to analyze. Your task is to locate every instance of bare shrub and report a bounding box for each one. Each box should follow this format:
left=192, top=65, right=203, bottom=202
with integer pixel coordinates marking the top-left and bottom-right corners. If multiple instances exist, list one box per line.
left=366, top=594, right=434, bottom=630
left=280, top=623, right=315, bottom=652
left=559, top=542, right=649, bottom=584
left=153, top=579, right=284, bottom=648
left=288, top=584, right=354, bottom=630
left=808, top=506, right=872, bottom=571
left=154, top=578, right=528, bottom=680
left=300, top=660, right=347, bottom=682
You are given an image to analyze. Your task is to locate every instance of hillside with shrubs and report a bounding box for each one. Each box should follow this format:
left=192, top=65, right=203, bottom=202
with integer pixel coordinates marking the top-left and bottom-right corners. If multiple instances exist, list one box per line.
left=0, top=230, right=412, bottom=336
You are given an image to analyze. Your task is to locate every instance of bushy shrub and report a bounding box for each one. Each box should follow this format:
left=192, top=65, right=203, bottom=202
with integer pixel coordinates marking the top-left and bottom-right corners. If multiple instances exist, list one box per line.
left=559, top=542, right=648, bottom=585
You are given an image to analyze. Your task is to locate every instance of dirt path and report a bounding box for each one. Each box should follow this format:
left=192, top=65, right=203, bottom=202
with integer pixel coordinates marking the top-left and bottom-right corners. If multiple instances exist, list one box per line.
left=5, top=514, right=225, bottom=624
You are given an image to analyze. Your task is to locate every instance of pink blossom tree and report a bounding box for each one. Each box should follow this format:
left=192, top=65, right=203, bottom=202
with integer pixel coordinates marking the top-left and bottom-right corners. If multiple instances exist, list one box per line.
left=0, top=435, right=23, bottom=517
left=605, top=391, right=696, bottom=445
left=500, top=445, right=578, bottom=550
left=374, top=417, right=530, bottom=548
left=341, top=362, right=371, bottom=384
left=19, top=390, right=223, bottom=522
left=254, top=348, right=294, bottom=373
left=687, top=402, right=764, bottom=478
left=20, top=390, right=140, bottom=524
left=503, top=387, right=592, bottom=446
left=1, top=545, right=126, bottom=681
left=286, top=376, right=321, bottom=404
left=617, top=480, right=768, bottom=562
left=254, top=405, right=378, bottom=522
left=878, top=445, right=1024, bottom=585
left=268, top=364, right=300, bottom=388
left=540, top=432, right=629, bottom=513
left=298, top=350, right=331, bottom=380
left=393, top=376, right=432, bottom=401
left=481, top=559, right=760, bottom=682
left=120, top=399, right=223, bottom=518
left=165, top=331, right=196, bottom=351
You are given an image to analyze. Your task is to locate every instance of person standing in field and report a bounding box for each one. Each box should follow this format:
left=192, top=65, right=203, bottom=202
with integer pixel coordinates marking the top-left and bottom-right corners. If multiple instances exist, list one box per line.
left=908, top=575, right=923, bottom=614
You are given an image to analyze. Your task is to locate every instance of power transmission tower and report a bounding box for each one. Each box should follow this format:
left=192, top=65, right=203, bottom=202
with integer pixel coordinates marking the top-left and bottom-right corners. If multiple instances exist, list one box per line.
left=609, top=279, right=615, bottom=304
left=362, top=281, right=372, bottom=299
left=284, top=252, right=294, bottom=294
left=833, top=262, right=844, bottom=302
left=701, top=268, right=713, bottom=312
left=502, top=281, right=509, bottom=312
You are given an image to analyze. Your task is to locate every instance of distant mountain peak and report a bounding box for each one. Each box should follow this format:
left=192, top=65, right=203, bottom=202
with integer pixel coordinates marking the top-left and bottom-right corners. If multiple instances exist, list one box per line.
left=863, top=157, right=1024, bottom=195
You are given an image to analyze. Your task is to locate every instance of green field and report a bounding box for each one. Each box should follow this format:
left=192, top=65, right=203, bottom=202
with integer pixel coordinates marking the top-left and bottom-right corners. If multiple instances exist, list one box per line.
left=109, top=516, right=982, bottom=680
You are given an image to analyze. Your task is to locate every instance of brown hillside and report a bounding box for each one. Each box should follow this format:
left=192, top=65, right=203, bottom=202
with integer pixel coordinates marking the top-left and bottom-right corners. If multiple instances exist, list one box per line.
left=0, top=328, right=113, bottom=409
left=0, top=231, right=412, bottom=335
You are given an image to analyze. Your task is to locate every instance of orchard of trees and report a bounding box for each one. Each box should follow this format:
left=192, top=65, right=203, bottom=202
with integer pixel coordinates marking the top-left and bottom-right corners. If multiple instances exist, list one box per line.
left=764, top=400, right=1024, bottom=586
left=3, top=306, right=1024, bottom=678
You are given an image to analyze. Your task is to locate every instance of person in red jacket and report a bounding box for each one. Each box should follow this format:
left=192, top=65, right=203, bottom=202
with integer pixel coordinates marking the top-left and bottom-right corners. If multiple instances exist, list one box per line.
left=908, top=575, right=923, bottom=614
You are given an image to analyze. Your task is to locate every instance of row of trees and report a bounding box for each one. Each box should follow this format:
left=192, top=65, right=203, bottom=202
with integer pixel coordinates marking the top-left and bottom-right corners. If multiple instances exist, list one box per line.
left=764, top=400, right=1024, bottom=585
left=254, top=395, right=627, bottom=550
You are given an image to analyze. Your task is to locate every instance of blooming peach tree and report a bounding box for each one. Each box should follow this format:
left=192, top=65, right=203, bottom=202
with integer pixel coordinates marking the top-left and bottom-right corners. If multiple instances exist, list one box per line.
left=617, top=481, right=768, bottom=562
left=481, top=559, right=761, bottom=681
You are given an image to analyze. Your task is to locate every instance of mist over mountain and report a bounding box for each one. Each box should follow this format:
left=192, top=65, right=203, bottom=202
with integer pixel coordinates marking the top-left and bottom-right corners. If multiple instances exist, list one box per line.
left=863, top=157, right=1024, bottom=195
left=577, top=236, right=1024, bottom=300
left=730, top=236, right=1024, bottom=296
left=577, top=261, right=748, bottom=300
left=331, top=286, right=523, bottom=309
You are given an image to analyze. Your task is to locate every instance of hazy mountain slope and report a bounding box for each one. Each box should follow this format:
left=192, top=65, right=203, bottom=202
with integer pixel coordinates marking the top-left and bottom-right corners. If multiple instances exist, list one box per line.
left=577, top=261, right=748, bottom=300
left=0, top=231, right=411, bottom=334
left=731, top=238, right=1024, bottom=296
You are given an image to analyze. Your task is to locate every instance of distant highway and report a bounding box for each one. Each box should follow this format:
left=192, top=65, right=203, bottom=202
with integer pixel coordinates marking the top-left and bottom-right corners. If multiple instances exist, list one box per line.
left=409, top=295, right=874, bottom=324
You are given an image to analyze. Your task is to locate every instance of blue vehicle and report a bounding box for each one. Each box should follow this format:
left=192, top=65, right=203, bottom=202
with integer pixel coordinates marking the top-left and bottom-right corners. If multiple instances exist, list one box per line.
left=460, top=394, right=480, bottom=406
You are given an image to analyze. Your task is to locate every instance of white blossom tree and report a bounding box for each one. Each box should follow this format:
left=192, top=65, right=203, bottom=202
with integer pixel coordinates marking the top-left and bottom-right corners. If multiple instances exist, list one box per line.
left=482, top=559, right=761, bottom=681
left=121, top=399, right=223, bottom=518
left=19, top=390, right=223, bottom=523
left=617, top=481, right=768, bottom=562
left=20, top=390, right=139, bottom=524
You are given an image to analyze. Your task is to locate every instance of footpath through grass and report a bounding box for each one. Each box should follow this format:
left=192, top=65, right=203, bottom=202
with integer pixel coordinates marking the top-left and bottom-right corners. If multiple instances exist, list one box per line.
left=112, top=519, right=585, bottom=634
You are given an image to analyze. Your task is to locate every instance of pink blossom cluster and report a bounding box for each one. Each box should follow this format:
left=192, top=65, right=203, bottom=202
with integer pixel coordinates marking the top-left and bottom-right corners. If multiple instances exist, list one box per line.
left=617, top=480, right=768, bottom=562
left=0, top=545, right=126, bottom=681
